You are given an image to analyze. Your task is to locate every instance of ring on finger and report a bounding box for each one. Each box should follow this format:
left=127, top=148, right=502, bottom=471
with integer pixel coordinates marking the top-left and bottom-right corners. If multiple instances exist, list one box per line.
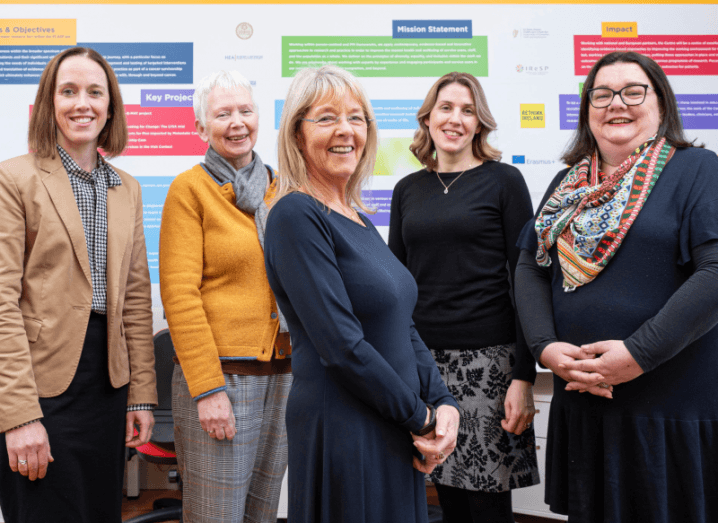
left=18, top=459, right=27, bottom=465
left=598, top=382, right=610, bottom=389
left=436, top=451, right=445, bottom=460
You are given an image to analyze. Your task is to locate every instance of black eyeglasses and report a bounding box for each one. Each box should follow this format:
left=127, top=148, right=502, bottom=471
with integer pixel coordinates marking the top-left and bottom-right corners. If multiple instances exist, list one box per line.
left=586, top=84, right=653, bottom=108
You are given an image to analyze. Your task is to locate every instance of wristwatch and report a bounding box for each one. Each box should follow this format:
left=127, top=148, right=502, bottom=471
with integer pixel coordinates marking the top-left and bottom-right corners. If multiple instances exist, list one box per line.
left=413, top=404, right=436, bottom=436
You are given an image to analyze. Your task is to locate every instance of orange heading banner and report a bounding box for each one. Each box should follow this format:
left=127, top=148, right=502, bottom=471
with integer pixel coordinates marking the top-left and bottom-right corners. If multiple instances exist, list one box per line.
left=0, top=19, right=76, bottom=46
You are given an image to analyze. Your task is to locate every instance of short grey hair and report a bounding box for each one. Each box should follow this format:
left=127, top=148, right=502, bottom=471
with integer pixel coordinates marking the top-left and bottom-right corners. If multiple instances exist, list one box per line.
left=193, top=70, right=256, bottom=127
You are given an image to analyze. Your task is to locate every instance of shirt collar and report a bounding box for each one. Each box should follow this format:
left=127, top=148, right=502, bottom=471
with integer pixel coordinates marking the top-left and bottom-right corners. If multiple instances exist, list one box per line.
left=57, top=145, right=122, bottom=188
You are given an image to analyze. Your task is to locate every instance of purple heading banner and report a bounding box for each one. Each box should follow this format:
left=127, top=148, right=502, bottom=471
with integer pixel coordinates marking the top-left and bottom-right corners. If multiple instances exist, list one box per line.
left=141, top=89, right=194, bottom=107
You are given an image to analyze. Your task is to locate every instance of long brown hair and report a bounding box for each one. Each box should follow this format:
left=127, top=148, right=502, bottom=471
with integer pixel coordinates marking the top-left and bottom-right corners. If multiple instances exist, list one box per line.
left=562, top=51, right=697, bottom=166
left=410, top=72, right=501, bottom=171
left=28, top=47, right=128, bottom=158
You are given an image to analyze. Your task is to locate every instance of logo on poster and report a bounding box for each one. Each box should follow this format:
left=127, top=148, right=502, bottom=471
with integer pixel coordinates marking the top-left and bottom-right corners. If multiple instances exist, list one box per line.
left=513, top=28, right=549, bottom=39
left=516, top=64, right=549, bottom=76
left=236, top=23, right=253, bottom=40
left=512, top=155, right=555, bottom=165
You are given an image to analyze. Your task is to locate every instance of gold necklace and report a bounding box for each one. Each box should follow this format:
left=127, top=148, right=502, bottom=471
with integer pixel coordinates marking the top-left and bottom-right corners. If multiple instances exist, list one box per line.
left=436, top=163, right=474, bottom=194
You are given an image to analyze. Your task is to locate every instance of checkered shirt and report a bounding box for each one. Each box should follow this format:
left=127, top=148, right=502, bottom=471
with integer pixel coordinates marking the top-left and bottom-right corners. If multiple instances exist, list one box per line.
left=57, top=145, right=121, bottom=315
left=57, top=146, right=153, bottom=413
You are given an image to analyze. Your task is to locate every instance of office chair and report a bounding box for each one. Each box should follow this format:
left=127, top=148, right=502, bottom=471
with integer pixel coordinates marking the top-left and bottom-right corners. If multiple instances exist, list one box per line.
left=124, top=329, right=183, bottom=523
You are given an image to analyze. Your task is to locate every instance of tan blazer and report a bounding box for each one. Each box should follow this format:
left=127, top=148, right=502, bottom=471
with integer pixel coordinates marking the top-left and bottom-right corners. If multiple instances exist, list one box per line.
left=0, top=153, right=157, bottom=432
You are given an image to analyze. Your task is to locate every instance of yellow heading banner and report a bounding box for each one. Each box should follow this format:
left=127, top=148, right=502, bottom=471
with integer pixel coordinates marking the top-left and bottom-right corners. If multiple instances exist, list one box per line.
left=602, top=22, right=638, bottom=38
left=0, top=19, right=76, bottom=46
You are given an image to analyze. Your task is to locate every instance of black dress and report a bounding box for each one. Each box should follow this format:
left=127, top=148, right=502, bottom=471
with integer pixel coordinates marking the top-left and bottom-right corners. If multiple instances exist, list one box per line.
left=264, top=193, right=458, bottom=523
left=517, top=147, right=718, bottom=523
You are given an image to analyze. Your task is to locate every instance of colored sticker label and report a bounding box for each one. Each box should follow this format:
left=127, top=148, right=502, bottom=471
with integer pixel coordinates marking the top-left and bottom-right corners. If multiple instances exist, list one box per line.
left=124, top=105, right=205, bottom=156
left=0, top=42, right=192, bottom=84
left=361, top=190, right=393, bottom=226
left=140, top=177, right=173, bottom=284
left=520, top=104, right=546, bottom=128
left=574, top=35, right=718, bottom=75
left=282, top=36, right=488, bottom=78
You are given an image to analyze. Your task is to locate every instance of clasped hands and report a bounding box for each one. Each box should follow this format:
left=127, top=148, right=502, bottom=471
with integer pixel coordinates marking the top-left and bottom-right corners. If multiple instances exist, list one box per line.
left=540, top=340, right=644, bottom=399
left=412, top=404, right=460, bottom=474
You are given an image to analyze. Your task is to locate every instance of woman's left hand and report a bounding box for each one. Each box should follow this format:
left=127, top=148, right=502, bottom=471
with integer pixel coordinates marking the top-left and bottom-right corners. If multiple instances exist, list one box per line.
left=561, top=340, right=644, bottom=391
left=412, top=405, right=460, bottom=474
left=125, top=410, right=155, bottom=448
left=501, top=380, right=535, bottom=435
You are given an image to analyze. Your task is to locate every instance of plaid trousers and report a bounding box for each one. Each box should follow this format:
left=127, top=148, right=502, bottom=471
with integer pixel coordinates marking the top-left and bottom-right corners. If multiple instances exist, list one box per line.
left=172, top=365, right=291, bottom=523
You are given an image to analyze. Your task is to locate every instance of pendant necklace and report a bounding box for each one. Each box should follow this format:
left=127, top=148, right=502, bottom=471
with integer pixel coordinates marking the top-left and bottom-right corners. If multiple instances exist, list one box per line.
left=436, top=162, right=474, bottom=194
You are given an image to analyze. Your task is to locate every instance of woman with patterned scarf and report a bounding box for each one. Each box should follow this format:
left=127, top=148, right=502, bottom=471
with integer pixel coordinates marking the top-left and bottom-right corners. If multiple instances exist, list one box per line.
left=159, top=70, right=291, bottom=523
left=515, top=51, right=718, bottom=523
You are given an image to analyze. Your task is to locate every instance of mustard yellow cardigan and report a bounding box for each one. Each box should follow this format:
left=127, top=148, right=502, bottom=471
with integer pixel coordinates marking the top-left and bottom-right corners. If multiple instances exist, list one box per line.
left=159, top=164, right=289, bottom=398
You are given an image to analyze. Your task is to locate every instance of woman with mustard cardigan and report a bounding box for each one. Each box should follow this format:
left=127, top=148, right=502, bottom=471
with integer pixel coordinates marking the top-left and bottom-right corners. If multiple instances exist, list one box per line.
left=159, top=70, right=290, bottom=523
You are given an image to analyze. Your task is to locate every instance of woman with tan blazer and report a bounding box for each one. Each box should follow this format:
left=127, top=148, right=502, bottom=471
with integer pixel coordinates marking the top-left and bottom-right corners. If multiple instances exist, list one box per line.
left=0, top=47, right=157, bottom=523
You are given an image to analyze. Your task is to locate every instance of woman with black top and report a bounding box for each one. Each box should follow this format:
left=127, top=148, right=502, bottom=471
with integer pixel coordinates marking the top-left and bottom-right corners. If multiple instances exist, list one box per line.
left=389, top=72, right=539, bottom=523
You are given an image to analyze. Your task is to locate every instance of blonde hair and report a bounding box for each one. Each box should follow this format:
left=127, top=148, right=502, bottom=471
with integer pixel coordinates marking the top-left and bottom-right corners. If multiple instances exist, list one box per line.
left=410, top=72, right=501, bottom=171
left=275, top=65, right=377, bottom=213
left=29, top=47, right=127, bottom=158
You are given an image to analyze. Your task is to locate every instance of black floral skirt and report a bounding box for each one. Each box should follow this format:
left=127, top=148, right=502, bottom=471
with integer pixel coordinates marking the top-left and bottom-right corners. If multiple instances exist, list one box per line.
left=428, top=344, right=540, bottom=493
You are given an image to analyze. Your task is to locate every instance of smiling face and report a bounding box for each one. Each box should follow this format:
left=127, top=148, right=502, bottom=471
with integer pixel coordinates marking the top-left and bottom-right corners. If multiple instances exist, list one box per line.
left=298, top=91, right=367, bottom=187
left=53, top=55, right=110, bottom=157
left=196, top=86, right=258, bottom=170
left=588, top=62, right=662, bottom=162
left=424, top=82, right=480, bottom=168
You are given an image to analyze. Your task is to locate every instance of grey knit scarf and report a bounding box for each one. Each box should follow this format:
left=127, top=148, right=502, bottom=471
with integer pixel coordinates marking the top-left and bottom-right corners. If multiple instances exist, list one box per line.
left=203, top=146, right=288, bottom=333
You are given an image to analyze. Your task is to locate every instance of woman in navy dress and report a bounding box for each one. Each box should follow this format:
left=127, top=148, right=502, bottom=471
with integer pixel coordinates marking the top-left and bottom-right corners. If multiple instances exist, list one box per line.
left=515, top=52, right=718, bottom=522
left=264, top=65, right=460, bottom=523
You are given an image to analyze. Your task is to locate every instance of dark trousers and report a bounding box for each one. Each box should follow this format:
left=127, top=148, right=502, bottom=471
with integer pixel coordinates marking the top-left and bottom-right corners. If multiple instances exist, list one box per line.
left=435, top=483, right=515, bottom=523
left=0, top=312, right=128, bottom=523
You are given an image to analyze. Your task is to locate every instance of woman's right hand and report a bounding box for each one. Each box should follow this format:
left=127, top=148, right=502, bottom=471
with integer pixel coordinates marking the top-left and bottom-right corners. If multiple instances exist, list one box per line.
left=196, top=391, right=236, bottom=441
left=412, top=405, right=460, bottom=474
left=5, top=422, right=54, bottom=481
left=540, top=342, right=614, bottom=399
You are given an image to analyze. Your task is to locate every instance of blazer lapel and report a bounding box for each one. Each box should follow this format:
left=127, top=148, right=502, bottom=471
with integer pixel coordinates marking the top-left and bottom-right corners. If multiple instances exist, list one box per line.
left=106, top=177, right=131, bottom=318
left=38, top=155, right=92, bottom=285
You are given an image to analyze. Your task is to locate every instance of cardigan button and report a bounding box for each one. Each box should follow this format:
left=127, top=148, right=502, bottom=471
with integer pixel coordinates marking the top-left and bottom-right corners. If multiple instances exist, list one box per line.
left=271, top=312, right=277, bottom=319
left=279, top=349, right=284, bottom=356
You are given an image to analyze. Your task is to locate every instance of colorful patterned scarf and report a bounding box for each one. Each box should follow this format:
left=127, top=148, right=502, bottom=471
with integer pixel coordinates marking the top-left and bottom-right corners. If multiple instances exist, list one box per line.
left=534, top=136, right=674, bottom=291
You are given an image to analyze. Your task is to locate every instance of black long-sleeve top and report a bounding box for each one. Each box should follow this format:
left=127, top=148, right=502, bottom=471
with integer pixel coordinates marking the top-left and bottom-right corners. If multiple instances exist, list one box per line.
left=389, top=162, right=537, bottom=383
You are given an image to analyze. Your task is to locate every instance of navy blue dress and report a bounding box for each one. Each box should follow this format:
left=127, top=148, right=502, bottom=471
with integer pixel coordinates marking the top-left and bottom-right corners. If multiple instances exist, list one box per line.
left=518, top=147, right=718, bottom=523
left=265, top=193, right=458, bottom=523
